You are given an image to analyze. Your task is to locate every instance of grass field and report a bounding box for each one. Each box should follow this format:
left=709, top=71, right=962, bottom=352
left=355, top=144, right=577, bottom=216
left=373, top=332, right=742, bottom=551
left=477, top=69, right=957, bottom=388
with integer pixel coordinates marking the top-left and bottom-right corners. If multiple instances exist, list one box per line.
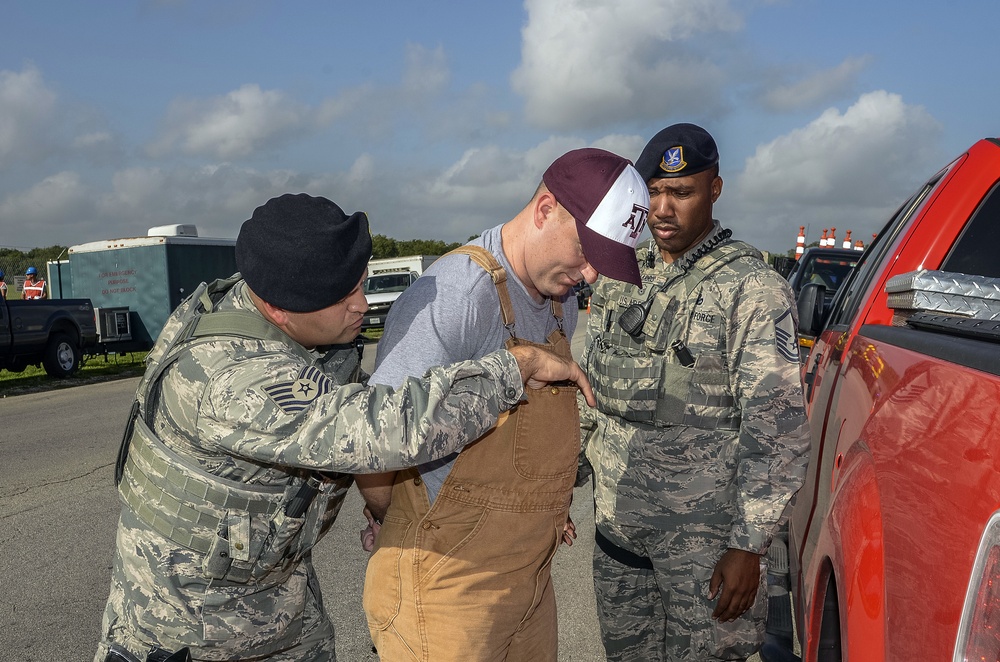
left=2, top=326, right=382, bottom=398
left=0, top=351, right=147, bottom=396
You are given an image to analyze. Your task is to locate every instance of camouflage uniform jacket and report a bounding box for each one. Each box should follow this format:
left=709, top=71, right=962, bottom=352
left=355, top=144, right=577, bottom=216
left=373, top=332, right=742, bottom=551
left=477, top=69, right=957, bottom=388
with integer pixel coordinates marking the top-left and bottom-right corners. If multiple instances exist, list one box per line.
left=581, top=223, right=809, bottom=555
left=100, top=277, right=524, bottom=660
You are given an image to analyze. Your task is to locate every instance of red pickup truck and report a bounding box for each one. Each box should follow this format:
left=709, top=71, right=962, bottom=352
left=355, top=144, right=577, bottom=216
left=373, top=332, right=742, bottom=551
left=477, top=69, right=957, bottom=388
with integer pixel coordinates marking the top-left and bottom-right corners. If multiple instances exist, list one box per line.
left=789, top=137, right=1000, bottom=661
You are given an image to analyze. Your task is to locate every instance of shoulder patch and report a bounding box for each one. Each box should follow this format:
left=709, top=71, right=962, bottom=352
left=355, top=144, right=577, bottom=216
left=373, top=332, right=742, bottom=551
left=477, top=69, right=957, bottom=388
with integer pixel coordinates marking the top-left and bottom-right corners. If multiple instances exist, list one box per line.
left=774, top=310, right=799, bottom=364
left=261, top=365, right=332, bottom=413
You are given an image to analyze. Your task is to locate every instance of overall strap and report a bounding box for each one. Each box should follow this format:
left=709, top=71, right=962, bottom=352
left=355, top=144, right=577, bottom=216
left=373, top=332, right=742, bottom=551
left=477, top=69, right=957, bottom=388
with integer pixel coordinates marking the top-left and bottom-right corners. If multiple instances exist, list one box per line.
left=446, top=245, right=565, bottom=337
left=447, top=245, right=518, bottom=336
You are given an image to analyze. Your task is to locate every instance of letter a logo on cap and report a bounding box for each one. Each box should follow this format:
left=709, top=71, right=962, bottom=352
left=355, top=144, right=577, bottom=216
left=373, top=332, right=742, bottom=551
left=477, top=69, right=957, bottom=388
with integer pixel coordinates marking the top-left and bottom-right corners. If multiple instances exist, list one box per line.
left=661, top=146, right=686, bottom=173
left=542, top=148, right=651, bottom=286
left=622, top=204, right=648, bottom=239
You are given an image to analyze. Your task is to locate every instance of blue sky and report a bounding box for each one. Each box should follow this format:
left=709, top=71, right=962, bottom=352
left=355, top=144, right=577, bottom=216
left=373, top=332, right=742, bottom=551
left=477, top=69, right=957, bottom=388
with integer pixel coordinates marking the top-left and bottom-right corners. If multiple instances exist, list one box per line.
left=2, top=0, right=998, bottom=255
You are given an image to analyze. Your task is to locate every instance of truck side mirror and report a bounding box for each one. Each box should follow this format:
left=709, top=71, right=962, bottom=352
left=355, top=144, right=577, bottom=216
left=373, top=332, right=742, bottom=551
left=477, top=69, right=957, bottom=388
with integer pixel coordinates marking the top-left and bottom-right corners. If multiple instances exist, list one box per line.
left=797, top=282, right=827, bottom=337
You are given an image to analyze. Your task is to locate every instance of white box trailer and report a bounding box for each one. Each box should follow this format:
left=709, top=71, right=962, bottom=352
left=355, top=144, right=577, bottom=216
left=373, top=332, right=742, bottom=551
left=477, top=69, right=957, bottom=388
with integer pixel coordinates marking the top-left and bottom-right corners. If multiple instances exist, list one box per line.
left=66, top=226, right=237, bottom=351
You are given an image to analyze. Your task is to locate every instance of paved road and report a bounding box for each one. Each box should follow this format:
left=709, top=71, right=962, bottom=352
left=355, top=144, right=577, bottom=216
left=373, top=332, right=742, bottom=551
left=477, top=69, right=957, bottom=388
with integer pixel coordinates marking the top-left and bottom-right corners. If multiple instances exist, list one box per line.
left=0, top=315, right=608, bottom=661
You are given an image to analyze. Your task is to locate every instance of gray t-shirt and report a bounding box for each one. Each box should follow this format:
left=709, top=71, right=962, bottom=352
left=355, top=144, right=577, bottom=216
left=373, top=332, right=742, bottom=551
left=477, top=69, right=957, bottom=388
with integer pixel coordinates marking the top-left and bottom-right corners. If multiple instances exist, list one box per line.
left=370, top=224, right=578, bottom=501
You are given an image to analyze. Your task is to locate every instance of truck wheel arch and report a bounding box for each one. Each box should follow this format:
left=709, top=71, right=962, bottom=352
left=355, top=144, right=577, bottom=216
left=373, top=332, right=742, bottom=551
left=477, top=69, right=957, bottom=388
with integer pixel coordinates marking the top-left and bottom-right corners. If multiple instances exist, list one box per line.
left=816, top=571, right=843, bottom=662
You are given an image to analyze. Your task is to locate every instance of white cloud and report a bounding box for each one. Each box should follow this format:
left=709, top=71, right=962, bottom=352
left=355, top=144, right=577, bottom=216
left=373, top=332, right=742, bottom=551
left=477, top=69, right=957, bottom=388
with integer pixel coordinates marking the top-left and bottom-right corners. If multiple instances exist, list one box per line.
left=0, top=171, right=90, bottom=219
left=0, top=65, right=123, bottom=174
left=148, top=84, right=313, bottom=159
left=511, top=0, right=740, bottom=129
left=402, top=43, right=450, bottom=99
left=72, top=132, right=115, bottom=149
left=100, top=164, right=305, bottom=237
left=727, top=91, right=943, bottom=252
left=316, top=85, right=375, bottom=126
left=757, top=56, right=873, bottom=112
left=0, top=66, right=58, bottom=166
left=142, top=51, right=454, bottom=165
left=0, top=171, right=102, bottom=246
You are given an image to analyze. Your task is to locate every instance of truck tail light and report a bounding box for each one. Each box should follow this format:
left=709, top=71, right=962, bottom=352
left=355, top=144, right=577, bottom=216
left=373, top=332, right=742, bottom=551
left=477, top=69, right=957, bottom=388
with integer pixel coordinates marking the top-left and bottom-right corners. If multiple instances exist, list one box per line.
left=954, top=511, right=1000, bottom=661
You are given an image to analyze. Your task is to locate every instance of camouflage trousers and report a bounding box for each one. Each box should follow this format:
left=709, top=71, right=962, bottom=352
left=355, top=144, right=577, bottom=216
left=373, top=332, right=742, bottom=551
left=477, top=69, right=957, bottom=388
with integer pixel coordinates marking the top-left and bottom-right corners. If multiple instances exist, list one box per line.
left=94, top=558, right=338, bottom=662
left=95, top=608, right=337, bottom=662
left=592, top=526, right=766, bottom=662
left=95, top=622, right=336, bottom=661
left=95, top=509, right=340, bottom=661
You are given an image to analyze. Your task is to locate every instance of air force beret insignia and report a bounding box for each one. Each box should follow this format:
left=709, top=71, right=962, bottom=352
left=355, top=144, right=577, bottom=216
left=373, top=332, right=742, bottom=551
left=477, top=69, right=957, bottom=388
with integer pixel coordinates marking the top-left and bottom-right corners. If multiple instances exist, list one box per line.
left=661, top=146, right=686, bottom=173
left=262, top=365, right=332, bottom=413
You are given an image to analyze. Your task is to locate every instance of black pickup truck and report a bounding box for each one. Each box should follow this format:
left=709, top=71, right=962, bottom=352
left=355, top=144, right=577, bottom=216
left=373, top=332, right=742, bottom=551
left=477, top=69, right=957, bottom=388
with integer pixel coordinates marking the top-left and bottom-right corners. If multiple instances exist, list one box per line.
left=0, top=297, right=98, bottom=377
left=785, top=247, right=860, bottom=360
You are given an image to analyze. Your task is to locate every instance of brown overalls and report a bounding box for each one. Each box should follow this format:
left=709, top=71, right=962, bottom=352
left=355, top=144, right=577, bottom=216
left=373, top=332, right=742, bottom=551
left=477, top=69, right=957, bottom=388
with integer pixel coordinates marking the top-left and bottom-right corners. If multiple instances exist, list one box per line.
left=363, top=247, right=581, bottom=662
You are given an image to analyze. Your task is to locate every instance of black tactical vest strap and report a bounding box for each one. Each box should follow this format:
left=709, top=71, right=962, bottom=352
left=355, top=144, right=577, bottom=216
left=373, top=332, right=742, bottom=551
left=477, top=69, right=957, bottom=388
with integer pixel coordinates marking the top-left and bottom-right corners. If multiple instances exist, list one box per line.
left=116, top=276, right=309, bottom=485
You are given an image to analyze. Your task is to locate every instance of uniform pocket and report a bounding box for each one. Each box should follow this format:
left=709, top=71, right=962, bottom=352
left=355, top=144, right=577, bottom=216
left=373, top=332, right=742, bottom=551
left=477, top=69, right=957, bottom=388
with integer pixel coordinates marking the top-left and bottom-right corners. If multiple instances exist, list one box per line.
left=689, top=557, right=768, bottom=659
left=363, top=514, right=412, bottom=629
left=250, top=510, right=307, bottom=581
left=513, top=386, right=579, bottom=480
left=685, top=351, right=738, bottom=430
left=655, top=361, right=694, bottom=425
left=591, top=348, right=663, bottom=423
left=201, top=571, right=306, bottom=654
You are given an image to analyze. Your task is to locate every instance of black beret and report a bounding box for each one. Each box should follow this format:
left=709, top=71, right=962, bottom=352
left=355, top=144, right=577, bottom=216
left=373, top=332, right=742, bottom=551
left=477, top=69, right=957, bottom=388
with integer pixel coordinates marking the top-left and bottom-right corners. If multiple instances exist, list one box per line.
left=236, top=193, right=372, bottom=312
left=635, top=123, right=719, bottom=181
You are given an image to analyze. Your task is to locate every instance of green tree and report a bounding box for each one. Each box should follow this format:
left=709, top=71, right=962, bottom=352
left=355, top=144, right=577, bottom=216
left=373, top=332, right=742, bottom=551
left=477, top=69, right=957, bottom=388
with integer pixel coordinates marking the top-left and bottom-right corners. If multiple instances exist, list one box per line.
left=371, top=234, right=400, bottom=258
left=370, top=235, right=465, bottom=259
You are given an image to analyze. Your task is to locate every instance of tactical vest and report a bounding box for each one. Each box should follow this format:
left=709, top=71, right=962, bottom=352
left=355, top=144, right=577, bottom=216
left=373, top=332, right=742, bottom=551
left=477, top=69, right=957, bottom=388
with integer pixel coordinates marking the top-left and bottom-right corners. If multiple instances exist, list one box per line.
left=587, top=239, right=762, bottom=430
left=115, top=275, right=355, bottom=585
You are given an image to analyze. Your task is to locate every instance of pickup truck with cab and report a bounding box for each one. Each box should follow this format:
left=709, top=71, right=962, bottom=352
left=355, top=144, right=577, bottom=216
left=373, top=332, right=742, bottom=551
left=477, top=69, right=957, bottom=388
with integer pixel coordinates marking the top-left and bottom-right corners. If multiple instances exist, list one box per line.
left=786, top=247, right=860, bottom=360
left=0, top=296, right=97, bottom=377
left=789, top=137, right=1000, bottom=661
left=786, top=247, right=859, bottom=300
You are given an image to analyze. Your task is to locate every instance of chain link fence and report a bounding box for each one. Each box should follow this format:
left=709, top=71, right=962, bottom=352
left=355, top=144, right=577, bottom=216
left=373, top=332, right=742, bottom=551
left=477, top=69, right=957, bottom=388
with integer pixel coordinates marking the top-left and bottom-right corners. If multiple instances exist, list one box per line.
left=0, top=257, right=50, bottom=299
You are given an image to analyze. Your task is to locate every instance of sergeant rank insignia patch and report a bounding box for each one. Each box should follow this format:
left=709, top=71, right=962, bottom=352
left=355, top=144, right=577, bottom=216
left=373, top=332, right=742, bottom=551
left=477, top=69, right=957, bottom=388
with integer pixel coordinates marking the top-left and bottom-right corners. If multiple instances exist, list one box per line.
left=262, top=365, right=333, bottom=413
left=774, top=310, right=799, bottom=364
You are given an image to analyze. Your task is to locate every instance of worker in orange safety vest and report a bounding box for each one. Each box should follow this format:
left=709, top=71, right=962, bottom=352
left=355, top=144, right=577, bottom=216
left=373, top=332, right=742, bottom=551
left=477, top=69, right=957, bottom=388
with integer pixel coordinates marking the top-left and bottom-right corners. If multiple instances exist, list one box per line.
left=23, top=266, right=47, bottom=300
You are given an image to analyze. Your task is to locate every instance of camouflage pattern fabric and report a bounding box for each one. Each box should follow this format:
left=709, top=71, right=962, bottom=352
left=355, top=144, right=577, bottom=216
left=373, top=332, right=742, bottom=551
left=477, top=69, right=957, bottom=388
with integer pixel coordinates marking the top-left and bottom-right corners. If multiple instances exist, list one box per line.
left=95, top=278, right=525, bottom=661
left=581, top=224, right=809, bottom=661
left=593, top=523, right=767, bottom=661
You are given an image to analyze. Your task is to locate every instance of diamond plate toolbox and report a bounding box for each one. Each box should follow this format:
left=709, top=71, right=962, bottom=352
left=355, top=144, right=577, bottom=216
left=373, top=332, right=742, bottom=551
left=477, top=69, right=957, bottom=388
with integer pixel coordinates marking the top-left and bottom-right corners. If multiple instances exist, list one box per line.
left=886, top=269, right=1000, bottom=321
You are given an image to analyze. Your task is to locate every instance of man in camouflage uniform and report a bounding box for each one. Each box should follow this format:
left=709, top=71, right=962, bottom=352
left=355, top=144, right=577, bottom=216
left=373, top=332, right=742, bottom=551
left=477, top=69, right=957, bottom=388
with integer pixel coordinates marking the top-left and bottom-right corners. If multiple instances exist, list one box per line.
left=94, top=193, right=594, bottom=662
left=580, top=124, right=809, bottom=661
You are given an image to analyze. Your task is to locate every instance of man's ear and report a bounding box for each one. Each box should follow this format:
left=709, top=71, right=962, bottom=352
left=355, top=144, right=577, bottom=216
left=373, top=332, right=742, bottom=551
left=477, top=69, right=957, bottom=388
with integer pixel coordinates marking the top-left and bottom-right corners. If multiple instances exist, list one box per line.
left=534, top=190, right=559, bottom=229
left=253, top=294, right=290, bottom=327
left=711, top=176, right=723, bottom=203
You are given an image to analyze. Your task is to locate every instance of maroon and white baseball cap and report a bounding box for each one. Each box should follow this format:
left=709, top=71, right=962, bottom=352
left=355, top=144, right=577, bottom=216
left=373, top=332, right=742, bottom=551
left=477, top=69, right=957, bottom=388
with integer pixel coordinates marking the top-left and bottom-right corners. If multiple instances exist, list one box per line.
left=542, top=148, right=650, bottom=286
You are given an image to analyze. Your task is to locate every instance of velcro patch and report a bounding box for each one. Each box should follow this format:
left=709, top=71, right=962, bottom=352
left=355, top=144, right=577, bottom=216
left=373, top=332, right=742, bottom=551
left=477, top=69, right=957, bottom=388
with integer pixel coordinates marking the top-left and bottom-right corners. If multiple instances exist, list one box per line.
left=261, top=365, right=332, bottom=413
left=774, top=310, right=799, bottom=364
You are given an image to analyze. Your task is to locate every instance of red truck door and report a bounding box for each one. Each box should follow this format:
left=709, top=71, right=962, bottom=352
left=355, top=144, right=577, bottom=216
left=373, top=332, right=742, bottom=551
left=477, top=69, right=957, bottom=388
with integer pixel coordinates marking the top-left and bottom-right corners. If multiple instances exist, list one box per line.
left=789, top=171, right=944, bottom=647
